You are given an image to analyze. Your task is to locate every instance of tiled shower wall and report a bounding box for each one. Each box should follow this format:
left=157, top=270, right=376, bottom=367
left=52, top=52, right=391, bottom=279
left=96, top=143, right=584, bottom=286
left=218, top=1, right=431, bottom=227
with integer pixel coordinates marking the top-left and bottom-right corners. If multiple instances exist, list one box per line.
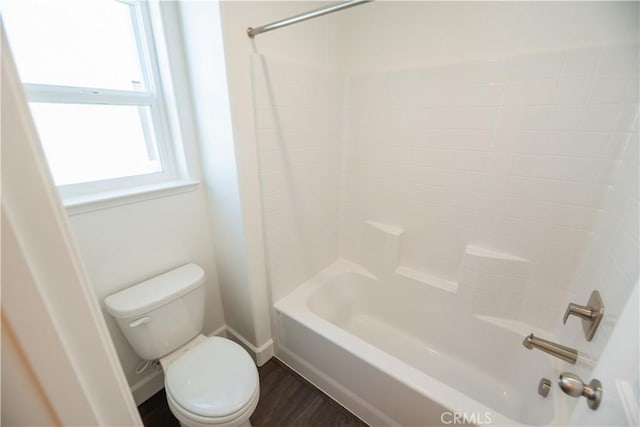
left=252, top=56, right=344, bottom=301
left=253, top=44, right=638, bottom=332
left=342, top=44, right=639, bottom=330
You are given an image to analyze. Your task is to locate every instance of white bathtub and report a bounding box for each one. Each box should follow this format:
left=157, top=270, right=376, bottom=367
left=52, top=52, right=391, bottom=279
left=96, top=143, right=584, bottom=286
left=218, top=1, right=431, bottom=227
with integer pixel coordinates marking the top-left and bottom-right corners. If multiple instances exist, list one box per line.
left=274, top=260, right=567, bottom=426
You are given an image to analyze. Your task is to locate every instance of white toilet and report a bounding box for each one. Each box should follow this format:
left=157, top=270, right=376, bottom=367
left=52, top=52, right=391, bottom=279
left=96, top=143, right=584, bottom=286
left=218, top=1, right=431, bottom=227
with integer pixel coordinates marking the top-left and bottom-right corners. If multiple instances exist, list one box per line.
left=104, top=264, right=259, bottom=427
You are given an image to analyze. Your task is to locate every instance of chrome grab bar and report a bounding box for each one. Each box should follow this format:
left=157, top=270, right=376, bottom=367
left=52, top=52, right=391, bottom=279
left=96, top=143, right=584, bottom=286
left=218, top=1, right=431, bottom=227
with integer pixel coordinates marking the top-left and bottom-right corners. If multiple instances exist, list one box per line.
left=522, top=333, right=578, bottom=364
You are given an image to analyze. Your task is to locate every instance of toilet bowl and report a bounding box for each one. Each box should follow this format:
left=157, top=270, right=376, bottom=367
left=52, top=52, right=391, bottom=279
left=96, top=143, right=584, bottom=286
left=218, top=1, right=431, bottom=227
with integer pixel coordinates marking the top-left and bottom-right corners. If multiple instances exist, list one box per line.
left=104, top=264, right=260, bottom=427
left=161, top=335, right=259, bottom=427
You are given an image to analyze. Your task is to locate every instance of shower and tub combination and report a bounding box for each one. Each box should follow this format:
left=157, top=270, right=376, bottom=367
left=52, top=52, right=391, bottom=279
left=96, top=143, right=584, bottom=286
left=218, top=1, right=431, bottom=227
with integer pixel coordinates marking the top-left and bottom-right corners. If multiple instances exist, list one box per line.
left=248, top=1, right=639, bottom=426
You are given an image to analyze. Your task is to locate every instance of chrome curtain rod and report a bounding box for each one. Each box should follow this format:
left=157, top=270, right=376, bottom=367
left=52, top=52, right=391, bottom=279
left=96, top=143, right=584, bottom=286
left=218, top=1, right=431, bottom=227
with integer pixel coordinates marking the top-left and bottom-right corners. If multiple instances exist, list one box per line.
left=247, top=0, right=373, bottom=38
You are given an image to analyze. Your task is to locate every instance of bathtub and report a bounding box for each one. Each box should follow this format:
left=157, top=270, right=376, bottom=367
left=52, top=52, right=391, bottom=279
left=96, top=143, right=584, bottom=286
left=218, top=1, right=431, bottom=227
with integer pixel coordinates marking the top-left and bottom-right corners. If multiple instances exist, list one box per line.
left=274, top=260, right=567, bottom=426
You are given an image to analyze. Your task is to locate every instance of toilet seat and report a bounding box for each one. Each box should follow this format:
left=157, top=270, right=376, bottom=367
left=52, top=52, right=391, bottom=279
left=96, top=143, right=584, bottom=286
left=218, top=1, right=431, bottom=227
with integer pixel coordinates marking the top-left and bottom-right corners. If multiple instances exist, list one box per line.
left=167, top=381, right=259, bottom=427
left=164, top=337, right=259, bottom=426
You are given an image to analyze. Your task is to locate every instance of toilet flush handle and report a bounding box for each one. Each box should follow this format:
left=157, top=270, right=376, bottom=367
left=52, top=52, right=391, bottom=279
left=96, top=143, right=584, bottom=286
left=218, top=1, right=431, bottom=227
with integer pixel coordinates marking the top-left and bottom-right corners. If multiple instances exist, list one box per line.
left=129, top=316, right=150, bottom=328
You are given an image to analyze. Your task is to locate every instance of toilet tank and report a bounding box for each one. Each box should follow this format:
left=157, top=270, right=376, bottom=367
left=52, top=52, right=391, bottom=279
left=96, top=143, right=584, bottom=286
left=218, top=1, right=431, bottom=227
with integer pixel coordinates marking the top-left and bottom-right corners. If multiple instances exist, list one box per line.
left=104, top=264, right=206, bottom=360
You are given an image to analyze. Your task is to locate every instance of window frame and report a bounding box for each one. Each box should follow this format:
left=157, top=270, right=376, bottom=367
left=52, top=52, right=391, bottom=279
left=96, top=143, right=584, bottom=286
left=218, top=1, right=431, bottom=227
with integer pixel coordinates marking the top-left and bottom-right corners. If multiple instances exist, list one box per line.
left=18, top=0, right=182, bottom=200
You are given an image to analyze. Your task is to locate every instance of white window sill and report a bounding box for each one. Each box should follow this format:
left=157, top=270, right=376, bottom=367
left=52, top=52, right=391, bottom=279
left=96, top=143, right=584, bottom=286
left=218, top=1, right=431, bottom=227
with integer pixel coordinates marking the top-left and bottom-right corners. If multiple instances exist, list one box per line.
left=64, top=180, right=200, bottom=216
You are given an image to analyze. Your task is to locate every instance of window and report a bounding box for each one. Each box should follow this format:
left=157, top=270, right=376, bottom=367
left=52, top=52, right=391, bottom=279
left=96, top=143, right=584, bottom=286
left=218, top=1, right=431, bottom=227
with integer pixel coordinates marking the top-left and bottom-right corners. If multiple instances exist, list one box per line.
left=1, top=0, right=185, bottom=201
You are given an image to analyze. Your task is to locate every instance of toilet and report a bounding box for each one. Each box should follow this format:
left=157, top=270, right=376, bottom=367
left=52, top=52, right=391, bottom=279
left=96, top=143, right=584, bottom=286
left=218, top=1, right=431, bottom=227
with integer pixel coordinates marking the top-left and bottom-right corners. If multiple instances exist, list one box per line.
left=104, top=264, right=259, bottom=427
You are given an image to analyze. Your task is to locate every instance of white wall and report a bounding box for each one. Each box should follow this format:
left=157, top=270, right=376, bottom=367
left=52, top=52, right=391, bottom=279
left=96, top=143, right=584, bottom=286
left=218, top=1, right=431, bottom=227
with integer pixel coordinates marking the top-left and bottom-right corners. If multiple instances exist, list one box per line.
left=236, top=4, right=638, bottom=422
left=68, top=189, right=226, bottom=389
left=343, top=43, right=639, bottom=332
left=251, top=56, right=344, bottom=301
left=64, top=2, right=228, bottom=395
left=216, top=1, right=348, bottom=306
left=173, top=1, right=347, bottom=353
left=176, top=1, right=272, bottom=357
left=236, top=13, right=639, bottom=420
left=339, top=1, right=639, bottom=72
left=336, top=0, right=639, bottom=335
left=569, top=281, right=639, bottom=426
left=556, top=96, right=639, bottom=380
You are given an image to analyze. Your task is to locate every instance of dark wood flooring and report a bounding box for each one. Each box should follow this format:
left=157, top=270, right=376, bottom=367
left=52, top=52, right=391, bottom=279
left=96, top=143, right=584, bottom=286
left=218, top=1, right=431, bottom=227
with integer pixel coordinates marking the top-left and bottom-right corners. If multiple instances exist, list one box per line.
left=138, top=357, right=368, bottom=427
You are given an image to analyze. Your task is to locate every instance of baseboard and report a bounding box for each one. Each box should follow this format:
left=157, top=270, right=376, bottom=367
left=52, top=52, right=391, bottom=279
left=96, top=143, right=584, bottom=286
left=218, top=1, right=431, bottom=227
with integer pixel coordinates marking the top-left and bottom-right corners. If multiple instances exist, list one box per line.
left=131, top=368, right=164, bottom=405
left=208, top=324, right=228, bottom=338
left=277, top=345, right=397, bottom=427
left=225, top=325, right=274, bottom=366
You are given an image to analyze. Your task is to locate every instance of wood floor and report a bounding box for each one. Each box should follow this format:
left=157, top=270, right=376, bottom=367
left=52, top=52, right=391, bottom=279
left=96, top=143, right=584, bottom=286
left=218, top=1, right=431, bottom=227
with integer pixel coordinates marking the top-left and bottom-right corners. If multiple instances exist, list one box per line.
left=138, top=358, right=368, bottom=427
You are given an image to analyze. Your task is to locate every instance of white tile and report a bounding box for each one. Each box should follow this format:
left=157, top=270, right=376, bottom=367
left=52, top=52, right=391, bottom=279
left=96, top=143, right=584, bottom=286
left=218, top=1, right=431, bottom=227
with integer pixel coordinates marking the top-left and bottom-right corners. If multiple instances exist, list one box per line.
left=490, top=129, right=518, bottom=151
left=418, top=129, right=493, bottom=151
left=256, top=129, right=284, bottom=152
left=496, top=105, right=551, bottom=130
left=504, top=176, right=609, bottom=207
left=260, top=190, right=290, bottom=215
left=509, top=51, right=566, bottom=81
left=259, top=171, right=287, bottom=195
left=590, top=75, right=634, bottom=104
left=440, top=170, right=485, bottom=192
left=411, top=148, right=488, bottom=171
left=596, top=44, right=640, bottom=75
left=548, top=106, right=585, bottom=130
left=596, top=159, right=622, bottom=184
left=419, top=106, right=499, bottom=129
left=512, top=131, right=550, bottom=155
left=484, top=152, right=511, bottom=174
left=257, top=48, right=638, bottom=323
left=460, top=60, right=510, bottom=85
left=624, top=74, right=640, bottom=103
left=254, top=105, right=279, bottom=129
left=502, top=79, right=557, bottom=105
left=420, top=83, right=504, bottom=106
left=547, top=204, right=602, bottom=230
left=405, top=183, right=477, bottom=210
left=363, top=108, right=396, bottom=128
left=522, top=106, right=552, bottom=130
left=495, top=105, right=526, bottom=129
left=615, top=198, right=639, bottom=244
left=474, top=194, right=507, bottom=216
left=472, top=289, right=523, bottom=319
left=609, top=232, right=640, bottom=282
left=562, top=132, right=615, bottom=158
left=554, top=77, right=593, bottom=104
left=582, top=105, right=623, bottom=131
left=561, top=48, right=601, bottom=76
left=616, top=104, right=639, bottom=131
left=514, top=155, right=615, bottom=182
left=509, top=154, right=539, bottom=177
left=348, top=105, right=371, bottom=128
left=607, top=132, right=632, bottom=159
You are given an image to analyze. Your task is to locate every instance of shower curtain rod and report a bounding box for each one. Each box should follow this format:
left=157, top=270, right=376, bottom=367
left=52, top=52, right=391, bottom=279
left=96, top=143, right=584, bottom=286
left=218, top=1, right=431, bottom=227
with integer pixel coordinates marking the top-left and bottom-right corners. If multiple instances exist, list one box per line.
left=247, top=0, right=373, bottom=38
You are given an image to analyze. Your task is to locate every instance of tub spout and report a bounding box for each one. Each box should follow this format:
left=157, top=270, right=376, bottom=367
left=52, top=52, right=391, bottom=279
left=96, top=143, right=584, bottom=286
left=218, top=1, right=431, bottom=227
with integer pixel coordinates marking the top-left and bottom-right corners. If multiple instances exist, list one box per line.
left=522, top=333, right=578, bottom=364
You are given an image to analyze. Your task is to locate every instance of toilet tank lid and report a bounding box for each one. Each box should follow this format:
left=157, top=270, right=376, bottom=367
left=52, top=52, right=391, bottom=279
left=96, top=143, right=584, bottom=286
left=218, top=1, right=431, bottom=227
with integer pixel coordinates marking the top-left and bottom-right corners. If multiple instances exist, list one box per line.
left=104, top=264, right=205, bottom=318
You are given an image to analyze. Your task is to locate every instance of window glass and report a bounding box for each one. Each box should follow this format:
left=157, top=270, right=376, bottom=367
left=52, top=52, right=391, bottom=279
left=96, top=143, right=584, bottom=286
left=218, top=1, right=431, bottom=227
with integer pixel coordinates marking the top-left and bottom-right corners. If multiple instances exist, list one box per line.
left=2, top=0, right=146, bottom=91
left=0, top=0, right=181, bottom=196
left=29, top=103, right=162, bottom=185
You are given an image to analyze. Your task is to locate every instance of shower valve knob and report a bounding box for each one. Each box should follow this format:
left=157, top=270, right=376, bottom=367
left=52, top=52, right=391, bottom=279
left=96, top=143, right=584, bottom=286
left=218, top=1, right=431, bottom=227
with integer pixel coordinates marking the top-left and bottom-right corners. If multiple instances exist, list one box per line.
left=558, top=372, right=602, bottom=410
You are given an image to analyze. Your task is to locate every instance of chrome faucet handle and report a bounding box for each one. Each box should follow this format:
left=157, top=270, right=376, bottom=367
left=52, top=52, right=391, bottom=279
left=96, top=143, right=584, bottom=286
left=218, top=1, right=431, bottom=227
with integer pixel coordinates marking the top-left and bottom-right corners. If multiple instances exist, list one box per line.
left=562, top=290, right=605, bottom=341
left=558, top=372, right=602, bottom=410
left=563, top=303, right=595, bottom=323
